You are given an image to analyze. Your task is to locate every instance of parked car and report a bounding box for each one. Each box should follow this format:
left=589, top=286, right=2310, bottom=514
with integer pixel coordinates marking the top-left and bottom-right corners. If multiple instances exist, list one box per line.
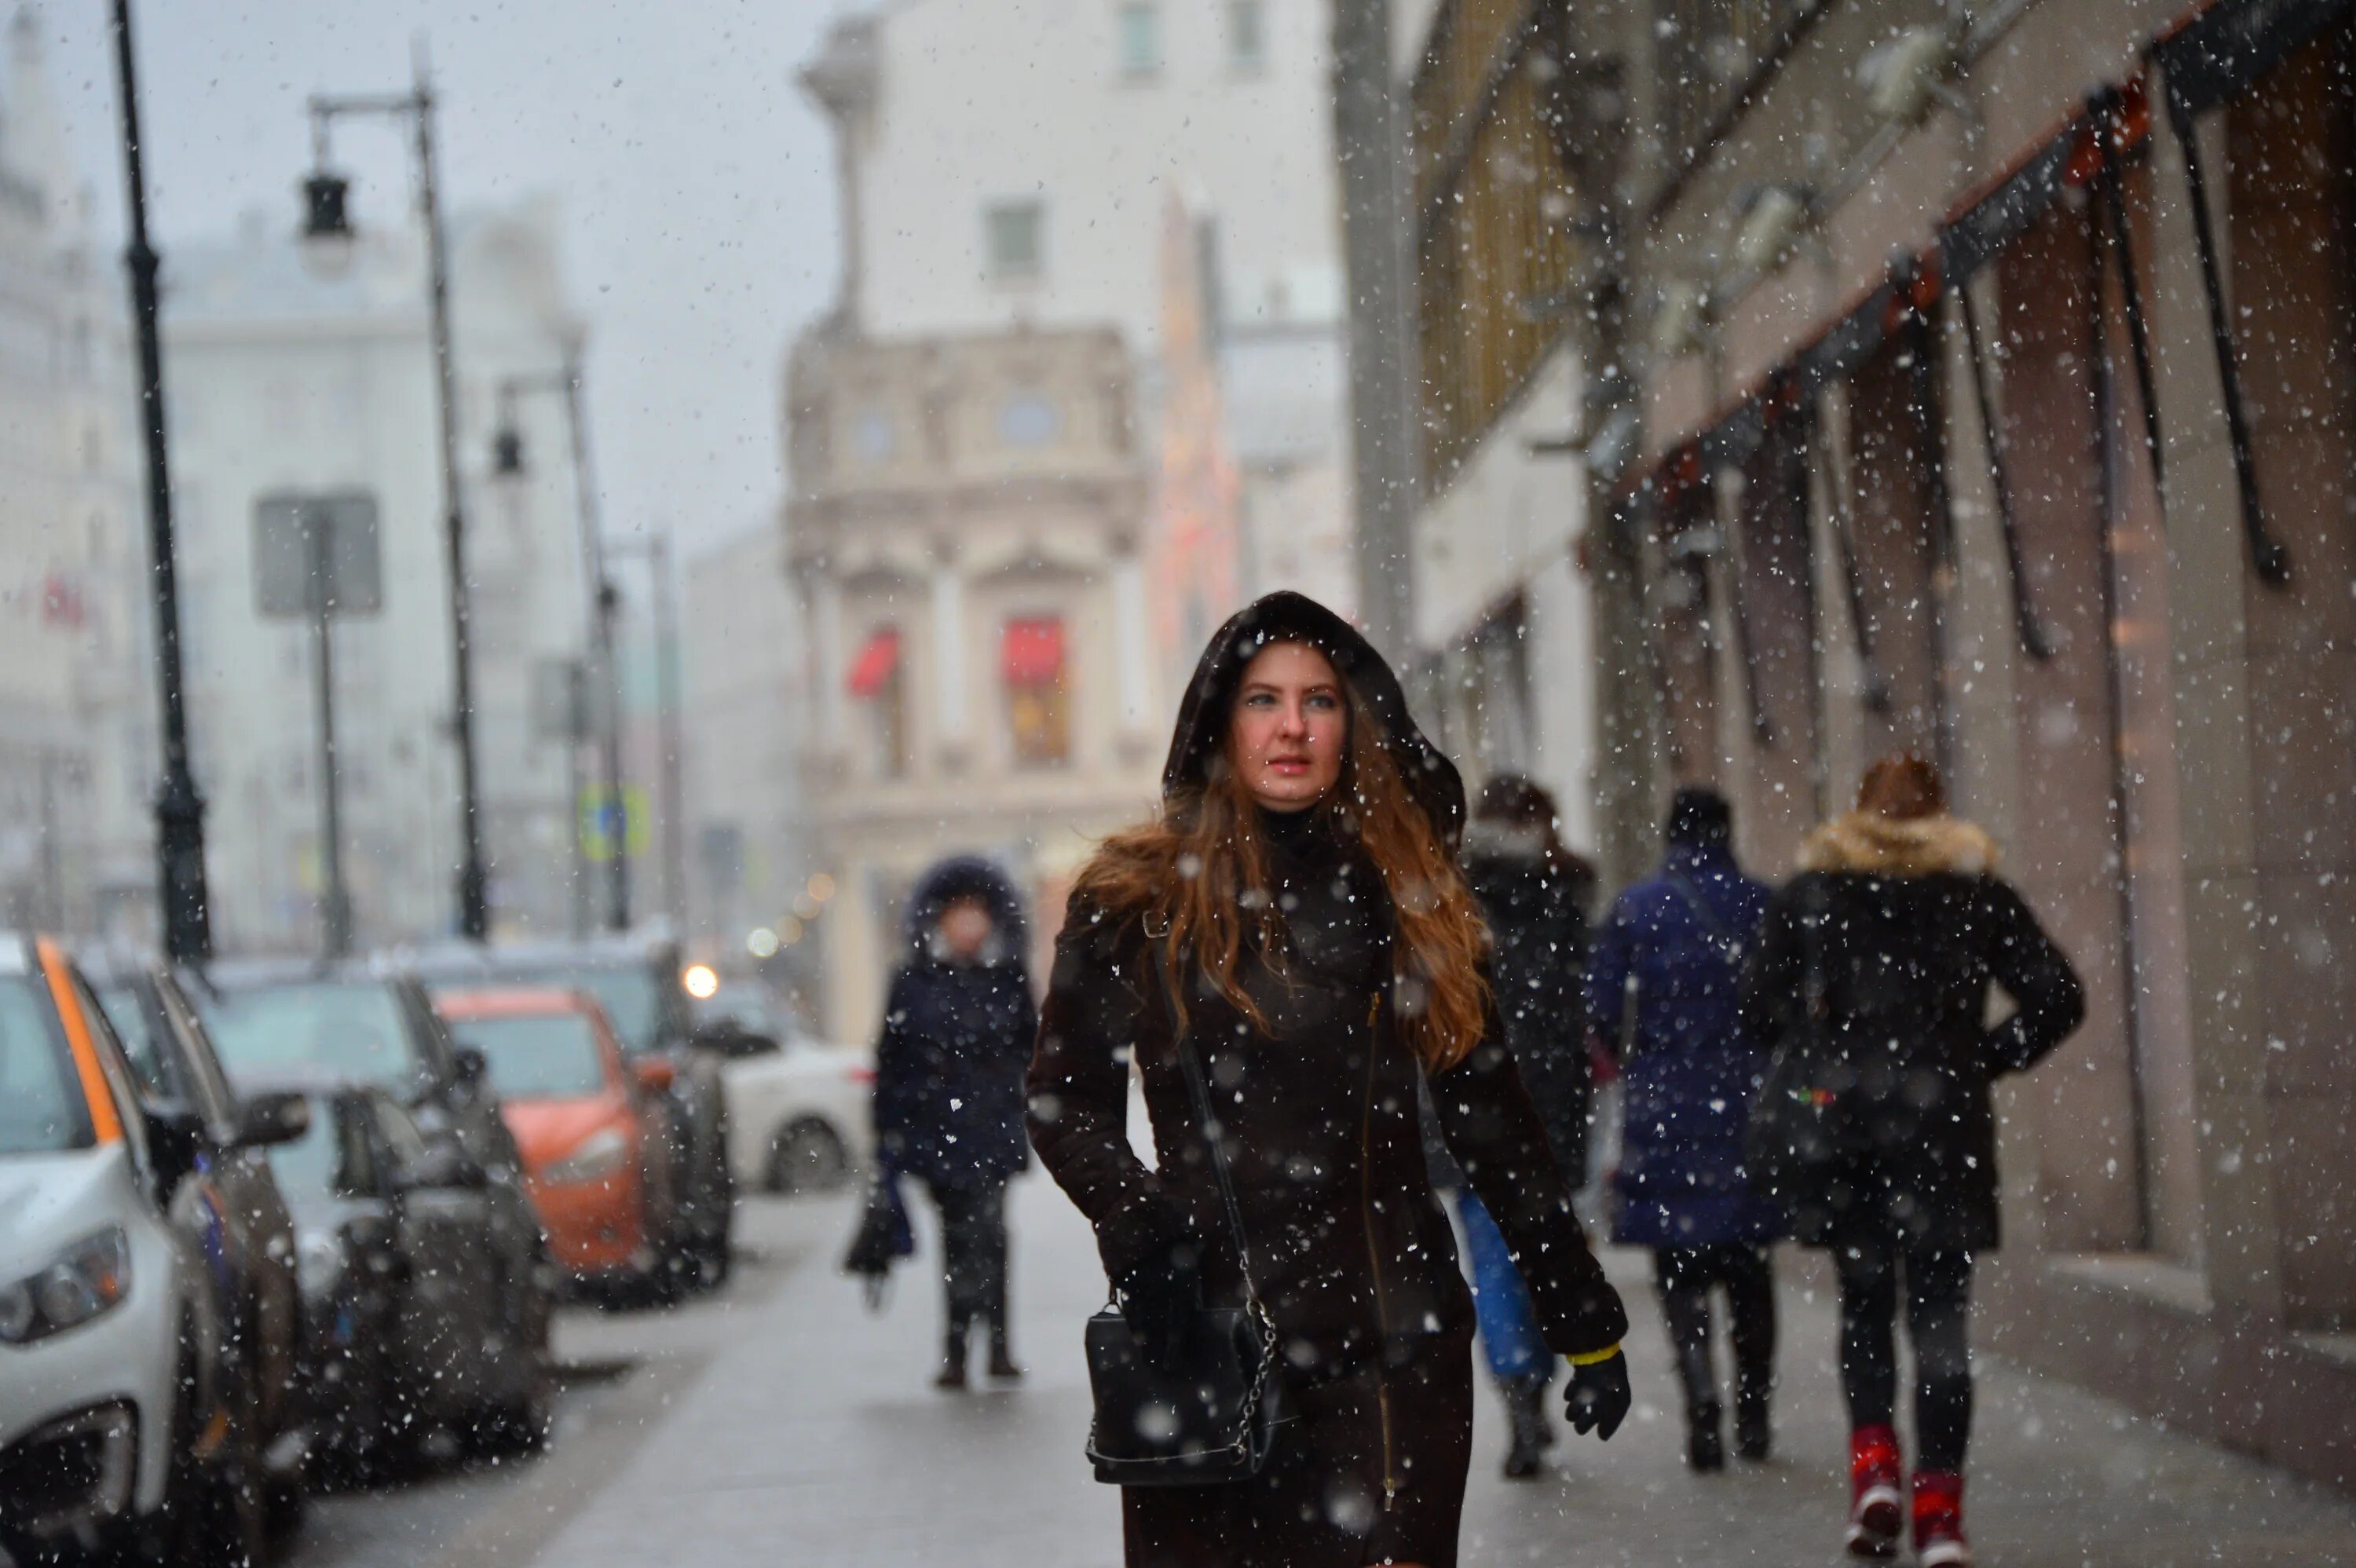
left=188, top=963, right=554, bottom=1448
left=86, top=959, right=310, bottom=1530
left=404, top=935, right=734, bottom=1289
left=434, top=988, right=680, bottom=1296
left=249, top=1075, right=544, bottom=1477
left=0, top=935, right=308, bottom=1567
left=710, top=1021, right=874, bottom=1196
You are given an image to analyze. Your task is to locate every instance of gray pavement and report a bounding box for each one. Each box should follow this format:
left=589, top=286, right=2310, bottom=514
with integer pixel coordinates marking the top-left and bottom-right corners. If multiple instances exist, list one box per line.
left=285, top=1175, right=2356, bottom=1566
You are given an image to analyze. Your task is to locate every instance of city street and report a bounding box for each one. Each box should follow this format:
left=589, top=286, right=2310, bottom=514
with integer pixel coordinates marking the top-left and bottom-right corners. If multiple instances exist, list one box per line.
left=280, top=1181, right=2356, bottom=1568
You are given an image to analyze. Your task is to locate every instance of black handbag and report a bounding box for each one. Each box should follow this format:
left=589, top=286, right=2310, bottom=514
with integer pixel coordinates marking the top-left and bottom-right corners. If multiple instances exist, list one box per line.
left=1083, top=965, right=1284, bottom=1487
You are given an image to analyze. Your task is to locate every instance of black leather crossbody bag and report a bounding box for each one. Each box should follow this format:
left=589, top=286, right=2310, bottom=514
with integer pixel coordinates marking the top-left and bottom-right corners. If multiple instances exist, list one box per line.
left=1083, top=956, right=1285, bottom=1487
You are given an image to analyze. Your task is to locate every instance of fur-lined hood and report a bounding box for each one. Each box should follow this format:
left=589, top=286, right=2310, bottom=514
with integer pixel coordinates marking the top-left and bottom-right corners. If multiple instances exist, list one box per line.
left=1800, top=812, right=1999, bottom=878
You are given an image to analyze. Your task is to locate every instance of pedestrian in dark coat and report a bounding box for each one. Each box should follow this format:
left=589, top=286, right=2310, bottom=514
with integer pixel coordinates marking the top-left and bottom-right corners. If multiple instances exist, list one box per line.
left=1587, top=786, right=1784, bottom=1471
left=873, top=854, right=1037, bottom=1388
left=1740, top=755, right=2083, bottom=1566
left=1454, top=773, right=1598, bottom=1479
left=1029, top=591, right=1629, bottom=1568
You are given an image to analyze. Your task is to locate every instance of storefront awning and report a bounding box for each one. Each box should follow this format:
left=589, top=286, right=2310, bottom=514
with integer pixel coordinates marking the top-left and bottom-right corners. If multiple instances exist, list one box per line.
left=846, top=628, right=900, bottom=698
left=1001, top=618, right=1065, bottom=686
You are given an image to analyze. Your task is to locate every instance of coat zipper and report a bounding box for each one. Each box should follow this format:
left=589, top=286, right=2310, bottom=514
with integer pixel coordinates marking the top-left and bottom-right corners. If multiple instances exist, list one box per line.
left=1359, top=985, right=1399, bottom=1511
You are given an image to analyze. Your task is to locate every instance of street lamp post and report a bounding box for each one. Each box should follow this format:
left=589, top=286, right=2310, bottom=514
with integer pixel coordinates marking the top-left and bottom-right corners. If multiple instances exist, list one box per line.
left=300, top=43, right=489, bottom=941
left=109, top=0, right=211, bottom=963
left=493, top=356, right=629, bottom=931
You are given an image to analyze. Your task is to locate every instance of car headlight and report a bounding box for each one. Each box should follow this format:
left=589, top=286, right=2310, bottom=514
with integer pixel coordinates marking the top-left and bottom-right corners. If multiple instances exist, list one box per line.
left=543, top=1128, right=629, bottom=1186
left=0, top=1228, right=131, bottom=1344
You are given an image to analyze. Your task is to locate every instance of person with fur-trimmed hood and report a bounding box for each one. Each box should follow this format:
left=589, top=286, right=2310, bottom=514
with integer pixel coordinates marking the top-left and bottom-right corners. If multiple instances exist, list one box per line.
left=1740, top=755, right=2083, bottom=1568
left=874, top=854, right=1037, bottom=1389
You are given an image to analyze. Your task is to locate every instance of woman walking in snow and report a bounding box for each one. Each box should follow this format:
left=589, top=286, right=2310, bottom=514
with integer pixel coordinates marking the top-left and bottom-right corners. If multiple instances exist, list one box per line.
left=1029, top=591, right=1629, bottom=1568
left=1742, top=755, right=2083, bottom=1566
left=873, top=855, right=1037, bottom=1389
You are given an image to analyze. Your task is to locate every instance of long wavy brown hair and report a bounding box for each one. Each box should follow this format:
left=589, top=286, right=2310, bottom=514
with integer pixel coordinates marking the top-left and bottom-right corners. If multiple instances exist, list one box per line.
left=1074, top=652, right=1491, bottom=1073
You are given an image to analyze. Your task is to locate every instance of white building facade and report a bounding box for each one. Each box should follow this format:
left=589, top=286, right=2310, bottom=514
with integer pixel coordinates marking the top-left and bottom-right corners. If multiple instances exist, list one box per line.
left=0, top=10, right=154, bottom=939
left=163, top=199, right=594, bottom=952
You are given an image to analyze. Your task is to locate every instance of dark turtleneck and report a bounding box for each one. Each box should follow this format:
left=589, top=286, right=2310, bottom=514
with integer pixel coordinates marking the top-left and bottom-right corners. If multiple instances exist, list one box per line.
left=1255, top=802, right=1388, bottom=994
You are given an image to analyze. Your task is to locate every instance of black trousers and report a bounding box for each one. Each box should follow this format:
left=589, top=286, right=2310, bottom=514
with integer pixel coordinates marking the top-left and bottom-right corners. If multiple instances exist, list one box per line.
left=1652, top=1244, right=1776, bottom=1420
left=925, top=1178, right=1010, bottom=1352
left=1833, top=1230, right=1973, bottom=1471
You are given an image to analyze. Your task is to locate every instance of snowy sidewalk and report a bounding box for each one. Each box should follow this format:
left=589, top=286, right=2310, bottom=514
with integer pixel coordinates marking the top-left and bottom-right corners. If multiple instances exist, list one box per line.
left=525, top=1177, right=2356, bottom=1566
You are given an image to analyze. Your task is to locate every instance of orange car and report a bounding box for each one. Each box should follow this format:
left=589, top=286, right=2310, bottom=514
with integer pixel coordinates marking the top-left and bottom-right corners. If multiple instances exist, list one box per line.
left=434, top=988, right=677, bottom=1291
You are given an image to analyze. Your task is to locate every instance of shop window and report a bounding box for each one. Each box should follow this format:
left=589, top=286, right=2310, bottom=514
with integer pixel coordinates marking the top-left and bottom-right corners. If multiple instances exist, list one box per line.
left=846, top=626, right=909, bottom=778
left=1003, top=616, right=1070, bottom=768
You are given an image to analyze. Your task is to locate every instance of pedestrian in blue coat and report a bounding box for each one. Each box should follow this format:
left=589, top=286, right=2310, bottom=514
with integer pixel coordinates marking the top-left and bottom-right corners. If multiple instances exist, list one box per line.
left=873, top=855, right=1037, bottom=1389
left=1586, top=787, right=1783, bottom=1471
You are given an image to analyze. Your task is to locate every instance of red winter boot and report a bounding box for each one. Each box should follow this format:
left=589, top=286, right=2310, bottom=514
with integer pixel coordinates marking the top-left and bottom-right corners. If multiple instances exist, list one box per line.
left=1912, top=1470, right=1970, bottom=1567
left=1843, top=1425, right=1904, bottom=1558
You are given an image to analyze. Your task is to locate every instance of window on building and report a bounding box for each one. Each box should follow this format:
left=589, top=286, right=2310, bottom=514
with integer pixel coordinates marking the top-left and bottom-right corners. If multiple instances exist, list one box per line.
left=847, top=626, right=909, bottom=777
left=983, top=199, right=1044, bottom=280
left=1228, top=1, right=1267, bottom=71
left=997, top=393, right=1062, bottom=449
left=1116, top=2, right=1162, bottom=79
left=1003, top=616, right=1070, bottom=768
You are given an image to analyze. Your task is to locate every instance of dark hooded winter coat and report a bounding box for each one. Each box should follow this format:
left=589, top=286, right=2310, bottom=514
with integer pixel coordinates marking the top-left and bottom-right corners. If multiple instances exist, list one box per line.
left=873, top=857, right=1037, bottom=1193
left=1459, top=827, right=1596, bottom=1179
left=1738, top=812, right=2086, bottom=1252
left=1028, top=592, right=1625, bottom=1568
left=1586, top=838, right=1784, bottom=1248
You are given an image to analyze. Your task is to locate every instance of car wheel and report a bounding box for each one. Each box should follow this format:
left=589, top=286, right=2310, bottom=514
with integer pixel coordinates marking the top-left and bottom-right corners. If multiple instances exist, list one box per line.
left=766, top=1119, right=851, bottom=1195
left=160, top=1332, right=271, bottom=1568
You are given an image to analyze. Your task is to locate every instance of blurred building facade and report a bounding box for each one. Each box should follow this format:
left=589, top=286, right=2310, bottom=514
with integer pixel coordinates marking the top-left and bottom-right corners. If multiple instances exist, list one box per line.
left=1399, top=0, right=2356, bottom=1491
left=789, top=0, right=1360, bottom=1037
left=681, top=522, right=809, bottom=973
left=0, top=10, right=154, bottom=941
left=163, top=198, right=594, bottom=952
left=785, top=327, right=1158, bottom=1041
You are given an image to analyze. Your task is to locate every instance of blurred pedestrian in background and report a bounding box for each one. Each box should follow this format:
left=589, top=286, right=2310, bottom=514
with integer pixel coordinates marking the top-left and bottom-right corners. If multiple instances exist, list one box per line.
left=1587, top=786, right=1783, bottom=1472
left=1453, top=772, right=1598, bottom=1479
left=873, top=855, right=1037, bottom=1390
left=1741, top=755, right=2083, bottom=1566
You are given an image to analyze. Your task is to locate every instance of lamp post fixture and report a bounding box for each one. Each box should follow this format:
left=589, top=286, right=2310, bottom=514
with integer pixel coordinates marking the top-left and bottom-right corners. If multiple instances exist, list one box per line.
left=109, top=0, right=210, bottom=963
left=492, top=357, right=631, bottom=932
left=299, top=43, right=489, bottom=941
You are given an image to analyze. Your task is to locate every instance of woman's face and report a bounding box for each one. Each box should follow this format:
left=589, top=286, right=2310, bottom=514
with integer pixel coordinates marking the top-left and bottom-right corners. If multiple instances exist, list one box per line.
left=938, top=897, right=993, bottom=960
left=1227, top=641, right=1347, bottom=813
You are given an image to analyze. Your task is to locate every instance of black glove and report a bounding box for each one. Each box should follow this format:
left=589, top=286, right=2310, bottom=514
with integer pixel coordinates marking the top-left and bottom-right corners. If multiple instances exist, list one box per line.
left=1114, top=1238, right=1202, bottom=1374
left=1564, top=1349, right=1631, bottom=1442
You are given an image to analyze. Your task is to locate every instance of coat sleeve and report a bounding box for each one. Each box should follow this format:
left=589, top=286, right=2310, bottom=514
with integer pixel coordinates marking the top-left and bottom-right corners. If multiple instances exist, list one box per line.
left=1979, top=877, right=2087, bottom=1076
left=871, top=970, right=913, bottom=1160
left=1739, top=883, right=1805, bottom=1051
left=1582, top=894, right=1636, bottom=1055
left=1429, top=995, right=1629, bottom=1358
left=1026, top=899, right=1188, bottom=1284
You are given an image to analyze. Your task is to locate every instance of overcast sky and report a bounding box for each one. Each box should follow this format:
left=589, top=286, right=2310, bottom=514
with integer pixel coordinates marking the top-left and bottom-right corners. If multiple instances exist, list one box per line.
left=36, top=0, right=845, bottom=561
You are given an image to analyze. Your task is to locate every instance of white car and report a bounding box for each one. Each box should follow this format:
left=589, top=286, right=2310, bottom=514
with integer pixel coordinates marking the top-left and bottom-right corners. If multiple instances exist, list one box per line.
left=0, top=936, right=253, bottom=1563
left=716, top=1029, right=875, bottom=1195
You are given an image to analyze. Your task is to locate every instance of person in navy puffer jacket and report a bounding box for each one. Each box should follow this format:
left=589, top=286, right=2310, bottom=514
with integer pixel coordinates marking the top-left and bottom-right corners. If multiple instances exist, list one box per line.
left=1586, top=787, right=1784, bottom=1471
left=873, top=855, right=1037, bottom=1389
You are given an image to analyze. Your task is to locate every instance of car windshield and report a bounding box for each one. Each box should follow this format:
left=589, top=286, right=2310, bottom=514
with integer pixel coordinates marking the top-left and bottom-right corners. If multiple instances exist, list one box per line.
left=446, top=1013, right=609, bottom=1100
left=485, top=966, right=663, bottom=1056
left=199, top=982, right=420, bottom=1094
left=0, top=978, right=92, bottom=1156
